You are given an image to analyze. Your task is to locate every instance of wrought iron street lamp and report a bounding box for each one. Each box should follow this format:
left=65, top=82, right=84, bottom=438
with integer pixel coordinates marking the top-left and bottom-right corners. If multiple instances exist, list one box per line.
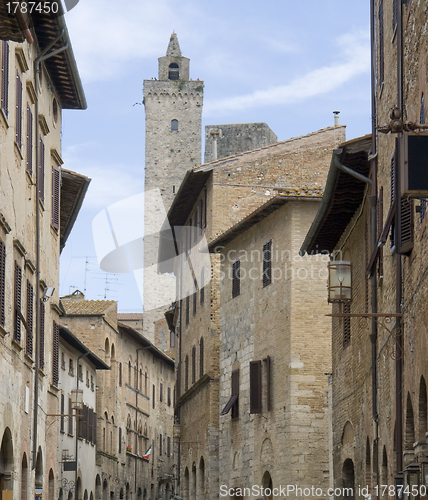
left=327, top=260, right=352, bottom=303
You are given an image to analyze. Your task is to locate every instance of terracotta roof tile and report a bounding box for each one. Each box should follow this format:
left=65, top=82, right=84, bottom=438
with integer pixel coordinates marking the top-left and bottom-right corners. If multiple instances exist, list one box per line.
left=62, top=299, right=115, bottom=316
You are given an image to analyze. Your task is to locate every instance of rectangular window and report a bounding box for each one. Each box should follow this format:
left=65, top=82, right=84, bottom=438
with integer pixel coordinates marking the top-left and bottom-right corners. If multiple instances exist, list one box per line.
left=14, top=261, right=22, bottom=342
left=265, top=356, right=271, bottom=411
left=119, top=362, right=122, bottom=387
left=262, top=240, right=272, bottom=287
left=160, top=383, right=163, bottom=402
left=26, top=104, right=33, bottom=175
left=15, top=71, right=22, bottom=147
left=159, top=434, right=163, bottom=456
left=203, top=189, right=207, bottom=228
left=152, top=384, right=155, bottom=409
left=343, top=303, right=351, bottom=347
left=167, top=387, right=171, bottom=406
left=1, top=41, right=9, bottom=117
left=0, top=238, right=5, bottom=327
left=193, top=279, right=197, bottom=316
left=51, top=166, right=60, bottom=229
left=231, top=369, right=239, bottom=420
left=185, top=294, right=190, bottom=325
left=250, top=360, right=262, bottom=414
left=232, top=260, right=240, bottom=298
left=170, top=330, right=175, bottom=348
left=26, top=280, right=33, bottom=356
left=39, top=136, right=45, bottom=203
left=167, top=436, right=171, bottom=457
left=39, top=300, right=45, bottom=370
left=61, top=352, right=65, bottom=370
left=52, top=321, right=59, bottom=387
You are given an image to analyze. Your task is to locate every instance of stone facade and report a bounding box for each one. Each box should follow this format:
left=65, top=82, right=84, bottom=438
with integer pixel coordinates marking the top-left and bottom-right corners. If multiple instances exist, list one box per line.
left=61, top=294, right=176, bottom=500
left=300, top=1, right=428, bottom=496
left=167, top=125, right=345, bottom=500
left=0, top=13, right=87, bottom=500
left=212, top=197, right=332, bottom=499
left=204, top=123, right=277, bottom=163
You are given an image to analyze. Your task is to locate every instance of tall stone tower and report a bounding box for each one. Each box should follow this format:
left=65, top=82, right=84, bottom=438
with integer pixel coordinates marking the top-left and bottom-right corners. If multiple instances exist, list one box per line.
left=142, top=34, right=203, bottom=342
left=144, top=33, right=204, bottom=208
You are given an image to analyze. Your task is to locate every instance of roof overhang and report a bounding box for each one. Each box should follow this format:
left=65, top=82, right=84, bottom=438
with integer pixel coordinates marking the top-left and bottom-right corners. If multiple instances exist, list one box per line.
left=0, top=1, right=87, bottom=110
left=299, top=134, right=372, bottom=256
left=60, top=168, right=90, bottom=253
left=59, top=325, right=110, bottom=370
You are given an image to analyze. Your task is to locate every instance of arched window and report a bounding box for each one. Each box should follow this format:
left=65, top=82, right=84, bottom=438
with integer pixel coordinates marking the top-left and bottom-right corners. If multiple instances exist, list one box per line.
left=168, top=63, right=179, bottom=81
left=171, top=119, right=178, bottom=131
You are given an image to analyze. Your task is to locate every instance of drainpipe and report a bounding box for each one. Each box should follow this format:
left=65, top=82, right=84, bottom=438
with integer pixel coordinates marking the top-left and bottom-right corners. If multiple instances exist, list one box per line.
left=370, top=0, right=379, bottom=493
left=32, top=29, right=68, bottom=469
left=75, top=351, right=89, bottom=500
left=395, top=0, right=404, bottom=475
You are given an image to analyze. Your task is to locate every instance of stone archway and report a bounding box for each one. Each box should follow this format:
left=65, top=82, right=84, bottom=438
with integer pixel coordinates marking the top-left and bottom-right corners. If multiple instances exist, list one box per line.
left=342, top=459, right=355, bottom=500
left=0, top=428, right=14, bottom=495
left=261, top=471, right=273, bottom=500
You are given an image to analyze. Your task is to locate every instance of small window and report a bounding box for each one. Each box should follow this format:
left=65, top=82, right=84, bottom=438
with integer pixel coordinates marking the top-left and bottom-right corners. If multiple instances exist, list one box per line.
left=185, top=355, right=189, bottom=391
left=193, top=279, right=197, bottom=316
left=262, top=240, right=272, bottom=287
left=420, top=94, right=425, bottom=125
left=200, top=268, right=205, bottom=305
left=61, top=352, right=65, bottom=370
left=250, top=361, right=262, bottom=414
left=69, top=358, right=74, bottom=376
left=191, top=346, right=196, bottom=384
left=152, top=385, right=155, bottom=409
left=231, top=369, right=239, bottom=419
left=171, top=119, right=178, bottom=131
left=186, top=293, right=190, bottom=325
left=168, top=63, right=179, bottom=81
left=170, top=330, right=175, bottom=348
left=232, top=260, right=240, bottom=298
left=52, top=97, right=58, bottom=124
left=199, top=337, right=204, bottom=378
left=168, top=387, right=171, bottom=406
left=160, top=383, right=163, bottom=402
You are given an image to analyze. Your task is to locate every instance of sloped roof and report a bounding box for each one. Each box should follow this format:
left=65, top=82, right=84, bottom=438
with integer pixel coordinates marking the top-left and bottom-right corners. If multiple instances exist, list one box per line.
left=62, top=299, right=116, bottom=316
left=300, top=134, right=372, bottom=255
left=59, top=326, right=110, bottom=370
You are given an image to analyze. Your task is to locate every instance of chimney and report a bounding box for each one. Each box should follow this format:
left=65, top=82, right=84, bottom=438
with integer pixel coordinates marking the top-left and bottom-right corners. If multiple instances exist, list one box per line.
left=333, top=111, right=340, bottom=127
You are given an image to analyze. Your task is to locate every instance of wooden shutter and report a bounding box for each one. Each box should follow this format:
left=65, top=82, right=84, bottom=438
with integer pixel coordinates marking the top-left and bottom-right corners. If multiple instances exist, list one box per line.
left=26, top=104, right=33, bottom=174
left=39, top=300, right=45, bottom=369
left=52, top=321, right=59, bottom=386
left=51, top=166, right=60, bottom=229
left=60, top=394, right=65, bottom=432
left=397, top=198, right=414, bottom=255
left=266, top=356, right=271, bottom=411
left=343, top=303, right=351, bottom=346
left=39, top=136, right=45, bottom=203
left=15, top=71, right=22, bottom=147
left=14, top=261, right=22, bottom=342
left=231, top=369, right=239, bottom=419
left=199, top=337, right=204, bottom=378
left=262, top=240, right=272, bottom=287
left=1, top=41, right=9, bottom=117
left=250, top=361, right=262, bottom=414
left=26, top=281, right=33, bottom=356
left=0, top=238, right=5, bottom=327
left=232, top=260, right=240, bottom=298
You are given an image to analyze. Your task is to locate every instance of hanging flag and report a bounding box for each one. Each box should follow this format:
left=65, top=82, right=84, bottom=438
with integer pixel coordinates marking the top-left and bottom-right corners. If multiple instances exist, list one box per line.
left=143, top=445, right=152, bottom=460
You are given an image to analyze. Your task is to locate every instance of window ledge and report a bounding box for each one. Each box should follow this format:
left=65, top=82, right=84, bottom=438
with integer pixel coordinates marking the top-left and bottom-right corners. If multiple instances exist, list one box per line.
left=0, top=324, right=8, bottom=338
left=14, top=142, right=23, bottom=160
left=0, top=108, right=8, bottom=130
left=12, top=338, right=23, bottom=352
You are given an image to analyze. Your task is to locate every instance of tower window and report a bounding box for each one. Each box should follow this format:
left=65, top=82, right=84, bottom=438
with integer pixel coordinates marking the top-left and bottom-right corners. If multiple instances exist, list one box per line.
left=171, top=119, right=178, bottom=131
left=168, top=63, right=179, bottom=81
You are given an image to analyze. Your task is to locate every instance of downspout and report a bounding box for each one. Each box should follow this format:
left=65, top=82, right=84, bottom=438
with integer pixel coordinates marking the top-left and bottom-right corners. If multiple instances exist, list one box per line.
left=32, top=29, right=68, bottom=469
left=75, top=351, right=89, bottom=499
left=395, top=0, right=404, bottom=475
left=370, top=0, right=379, bottom=493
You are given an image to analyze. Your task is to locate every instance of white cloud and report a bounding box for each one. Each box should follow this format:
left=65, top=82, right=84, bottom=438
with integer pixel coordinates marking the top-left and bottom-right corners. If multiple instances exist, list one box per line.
left=203, top=30, right=370, bottom=116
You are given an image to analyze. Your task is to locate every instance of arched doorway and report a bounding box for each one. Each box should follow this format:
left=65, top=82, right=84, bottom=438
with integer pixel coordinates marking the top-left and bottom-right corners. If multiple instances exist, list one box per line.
left=0, top=428, right=13, bottom=495
left=342, top=459, right=355, bottom=500
left=261, top=471, right=273, bottom=500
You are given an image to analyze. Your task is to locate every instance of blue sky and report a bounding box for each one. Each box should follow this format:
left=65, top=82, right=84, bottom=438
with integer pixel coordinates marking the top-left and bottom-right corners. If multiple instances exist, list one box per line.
left=59, top=0, right=371, bottom=311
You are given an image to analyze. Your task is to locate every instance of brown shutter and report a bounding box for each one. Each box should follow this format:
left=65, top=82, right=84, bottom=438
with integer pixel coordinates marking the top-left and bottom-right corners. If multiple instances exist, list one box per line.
left=231, top=369, right=239, bottom=419
left=1, top=41, right=9, bottom=117
left=250, top=361, right=262, bottom=414
left=51, top=166, right=60, bottom=229
left=397, top=198, right=414, bottom=255
left=14, top=261, right=22, bottom=342
left=232, top=260, right=240, bottom=298
left=0, top=238, right=5, bottom=327
left=26, top=280, right=33, bottom=356
left=15, top=71, right=22, bottom=147
left=52, top=321, right=59, bottom=386
left=39, top=300, right=45, bottom=370
left=199, top=337, right=204, bottom=378
left=26, top=104, right=33, bottom=174
left=343, top=303, right=351, bottom=346
left=39, top=136, right=45, bottom=202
